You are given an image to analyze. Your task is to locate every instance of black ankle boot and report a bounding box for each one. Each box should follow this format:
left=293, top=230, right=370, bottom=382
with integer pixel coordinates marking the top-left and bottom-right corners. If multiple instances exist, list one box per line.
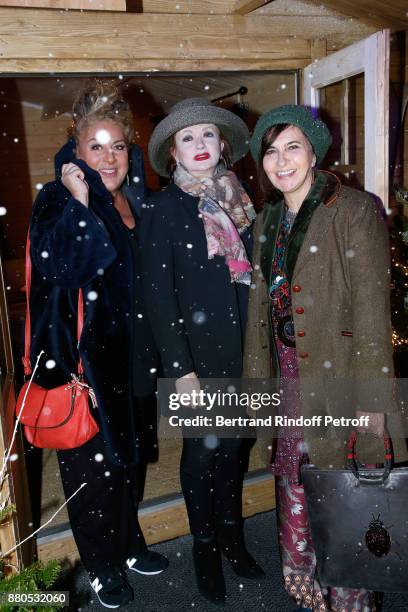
left=217, top=521, right=265, bottom=579
left=192, top=536, right=226, bottom=605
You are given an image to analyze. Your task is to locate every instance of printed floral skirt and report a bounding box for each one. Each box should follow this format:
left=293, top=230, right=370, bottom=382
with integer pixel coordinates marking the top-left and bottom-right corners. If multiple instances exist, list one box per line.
left=271, top=327, right=375, bottom=611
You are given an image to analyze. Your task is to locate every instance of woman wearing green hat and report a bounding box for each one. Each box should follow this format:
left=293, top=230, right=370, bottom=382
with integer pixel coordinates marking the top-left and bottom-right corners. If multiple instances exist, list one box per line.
left=141, top=98, right=263, bottom=604
left=244, top=105, right=408, bottom=611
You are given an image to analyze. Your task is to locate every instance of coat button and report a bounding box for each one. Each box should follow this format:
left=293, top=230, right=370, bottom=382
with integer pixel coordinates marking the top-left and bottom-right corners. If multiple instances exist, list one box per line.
left=297, top=331, right=305, bottom=337
left=295, top=307, right=304, bottom=314
left=299, top=351, right=309, bottom=359
left=293, top=284, right=302, bottom=292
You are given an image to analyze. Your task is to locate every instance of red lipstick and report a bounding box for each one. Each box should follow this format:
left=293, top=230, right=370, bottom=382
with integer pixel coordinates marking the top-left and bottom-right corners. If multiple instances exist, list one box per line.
left=194, top=153, right=210, bottom=161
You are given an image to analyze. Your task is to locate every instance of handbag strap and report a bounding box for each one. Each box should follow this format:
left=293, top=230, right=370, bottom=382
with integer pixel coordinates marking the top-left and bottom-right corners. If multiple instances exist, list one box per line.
left=23, top=234, right=84, bottom=377
left=346, top=429, right=392, bottom=483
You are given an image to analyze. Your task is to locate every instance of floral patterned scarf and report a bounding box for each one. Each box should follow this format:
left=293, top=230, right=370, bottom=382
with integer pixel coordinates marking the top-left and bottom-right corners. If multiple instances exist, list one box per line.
left=173, top=163, right=256, bottom=285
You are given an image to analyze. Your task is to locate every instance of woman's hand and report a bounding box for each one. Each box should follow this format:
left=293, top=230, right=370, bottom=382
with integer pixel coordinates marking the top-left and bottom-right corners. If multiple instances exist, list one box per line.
left=356, top=410, right=385, bottom=437
left=175, top=372, right=201, bottom=408
left=61, top=163, right=89, bottom=207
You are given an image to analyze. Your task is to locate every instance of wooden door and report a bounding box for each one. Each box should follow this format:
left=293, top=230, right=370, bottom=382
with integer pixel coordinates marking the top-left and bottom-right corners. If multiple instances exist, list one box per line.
left=303, top=30, right=390, bottom=207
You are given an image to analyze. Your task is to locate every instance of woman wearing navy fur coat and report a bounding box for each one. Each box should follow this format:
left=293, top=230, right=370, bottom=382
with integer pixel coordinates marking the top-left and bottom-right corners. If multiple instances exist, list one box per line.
left=28, top=81, right=167, bottom=608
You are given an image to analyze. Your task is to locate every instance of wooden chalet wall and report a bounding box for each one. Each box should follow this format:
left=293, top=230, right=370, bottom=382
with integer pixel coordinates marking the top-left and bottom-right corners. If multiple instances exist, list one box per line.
left=0, top=7, right=318, bottom=73
left=0, top=0, right=126, bottom=9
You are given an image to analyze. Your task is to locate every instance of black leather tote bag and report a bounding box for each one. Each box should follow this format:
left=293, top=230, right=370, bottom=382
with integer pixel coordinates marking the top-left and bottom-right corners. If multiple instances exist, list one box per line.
left=301, top=433, right=408, bottom=592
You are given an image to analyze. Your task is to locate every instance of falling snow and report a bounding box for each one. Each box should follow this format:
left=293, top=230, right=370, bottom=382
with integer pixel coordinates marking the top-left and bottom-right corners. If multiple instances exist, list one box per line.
left=95, top=129, right=111, bottom=145
left=192, top=311, right=206, bottom=325
left=204, top=435, right=218, bottom=449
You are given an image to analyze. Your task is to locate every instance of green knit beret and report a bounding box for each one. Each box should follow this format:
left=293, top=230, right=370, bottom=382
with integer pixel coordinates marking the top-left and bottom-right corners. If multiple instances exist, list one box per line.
left=250, top=104, right=332, bottom=166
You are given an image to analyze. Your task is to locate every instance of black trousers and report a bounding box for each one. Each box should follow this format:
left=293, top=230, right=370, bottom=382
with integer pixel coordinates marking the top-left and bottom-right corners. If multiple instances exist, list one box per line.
left=57, top=430, right=147, bottom=573
left=180, top=437, right=243, bottom=539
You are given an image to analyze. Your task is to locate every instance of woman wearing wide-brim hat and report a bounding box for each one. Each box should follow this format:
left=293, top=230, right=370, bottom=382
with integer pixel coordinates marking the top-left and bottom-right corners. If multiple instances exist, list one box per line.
left=244, top=104, right=408, bottom=611
left=141, top=97, right=263, bottom=604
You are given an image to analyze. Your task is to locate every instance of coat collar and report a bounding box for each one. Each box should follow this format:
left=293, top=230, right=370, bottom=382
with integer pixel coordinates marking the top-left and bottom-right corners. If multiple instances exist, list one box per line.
left=260, top=170, right=341, bottom=288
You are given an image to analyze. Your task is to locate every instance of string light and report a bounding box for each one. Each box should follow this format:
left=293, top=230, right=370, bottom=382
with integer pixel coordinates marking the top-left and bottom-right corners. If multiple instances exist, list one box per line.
left=391, top=231, right=408, bottom=349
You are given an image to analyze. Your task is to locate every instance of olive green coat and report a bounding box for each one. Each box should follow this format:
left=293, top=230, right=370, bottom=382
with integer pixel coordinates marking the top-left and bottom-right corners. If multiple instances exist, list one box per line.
left=243, top=172, right=408, bottom=468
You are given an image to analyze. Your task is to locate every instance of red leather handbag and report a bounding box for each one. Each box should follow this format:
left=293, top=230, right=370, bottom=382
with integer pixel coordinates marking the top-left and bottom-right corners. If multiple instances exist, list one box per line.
left=15, top=237, right=99, bottom=449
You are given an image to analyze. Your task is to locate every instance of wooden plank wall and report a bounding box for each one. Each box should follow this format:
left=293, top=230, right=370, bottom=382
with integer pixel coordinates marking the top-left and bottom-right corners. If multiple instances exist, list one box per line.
left=303, top=0, right=408, bottom=31
left=0, top=1, right=126, bottom=9
left=0, top=8, right=312, bottom=73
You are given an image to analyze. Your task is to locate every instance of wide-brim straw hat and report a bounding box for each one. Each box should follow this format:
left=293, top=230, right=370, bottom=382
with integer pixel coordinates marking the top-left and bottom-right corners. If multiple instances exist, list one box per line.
left=148, top=97, right=250, bottom=177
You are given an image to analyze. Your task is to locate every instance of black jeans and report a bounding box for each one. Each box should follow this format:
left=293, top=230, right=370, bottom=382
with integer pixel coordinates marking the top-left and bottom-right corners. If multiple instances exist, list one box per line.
left=180, top=436, right=243, bottom=539
left=57, top=430, right=146, bottom=573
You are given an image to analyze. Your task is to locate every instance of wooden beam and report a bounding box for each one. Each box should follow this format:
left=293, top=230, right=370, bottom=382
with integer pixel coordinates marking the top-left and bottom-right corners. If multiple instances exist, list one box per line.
left=364, top=29, right=389, bottom=207
left=311, top=38, right=327, bottom=61
left=142, top=0, right=235, bottom=14
left=302, top=0, right=408, bottom=30
left=340, top=79, right=350, bottom=165
left=310, top=39, right=327, bottom=107
left=0, top=8, right=313, bottom=73
left=0, top=58, right=309, bottom=73
left=0, top=0, right=126, bottom=9
left=234, top=0, right=272, bottom=15
left=37, top=473, right=275, bottom=565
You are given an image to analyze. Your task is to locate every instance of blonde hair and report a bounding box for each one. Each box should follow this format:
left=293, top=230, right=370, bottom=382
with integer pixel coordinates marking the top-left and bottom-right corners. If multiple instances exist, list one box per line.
left=70, top=80, right=134, bottom=146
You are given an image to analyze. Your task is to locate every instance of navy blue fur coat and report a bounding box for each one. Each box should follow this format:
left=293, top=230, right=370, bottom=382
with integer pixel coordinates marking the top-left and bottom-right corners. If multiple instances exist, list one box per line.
left=28, top=140, right=157, bottom=465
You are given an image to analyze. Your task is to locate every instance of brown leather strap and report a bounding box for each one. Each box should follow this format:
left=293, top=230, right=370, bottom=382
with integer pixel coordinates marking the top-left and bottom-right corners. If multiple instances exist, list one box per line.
left=23, top=234, right=84, bottom=376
